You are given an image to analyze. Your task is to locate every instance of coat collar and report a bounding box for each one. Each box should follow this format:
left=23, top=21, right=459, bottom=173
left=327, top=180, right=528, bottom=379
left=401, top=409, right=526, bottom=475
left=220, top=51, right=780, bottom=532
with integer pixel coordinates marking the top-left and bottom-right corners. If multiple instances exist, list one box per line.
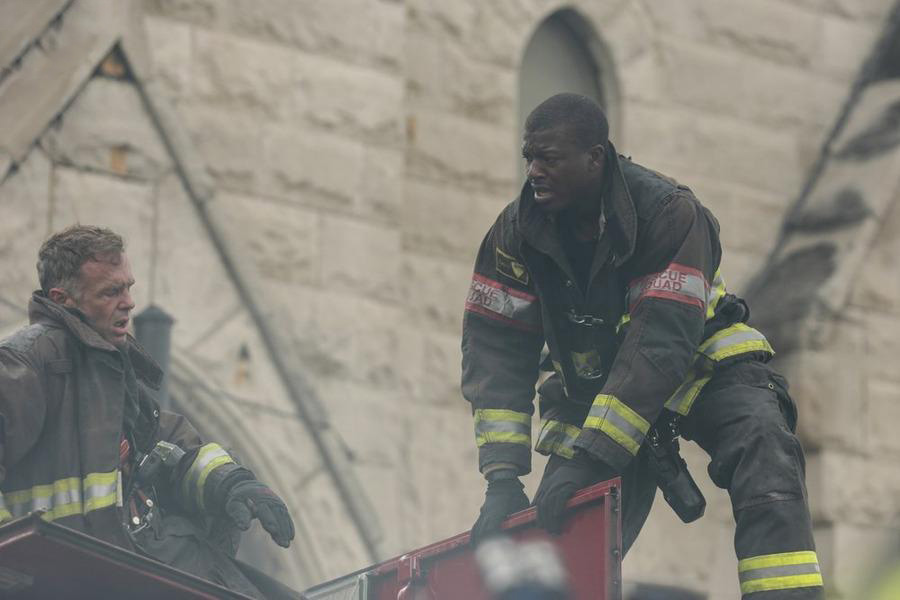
left=517, top=141, right=637, bottom=268
left=28, top=293, right=163, bottom=390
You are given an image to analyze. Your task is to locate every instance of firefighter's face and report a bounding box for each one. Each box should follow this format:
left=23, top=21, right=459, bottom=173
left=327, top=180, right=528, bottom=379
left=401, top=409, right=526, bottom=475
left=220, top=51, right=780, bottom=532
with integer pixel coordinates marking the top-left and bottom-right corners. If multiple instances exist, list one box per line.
left=522, top=126, right=605, bottom=214
left=60, top=253, right=136, bottom=348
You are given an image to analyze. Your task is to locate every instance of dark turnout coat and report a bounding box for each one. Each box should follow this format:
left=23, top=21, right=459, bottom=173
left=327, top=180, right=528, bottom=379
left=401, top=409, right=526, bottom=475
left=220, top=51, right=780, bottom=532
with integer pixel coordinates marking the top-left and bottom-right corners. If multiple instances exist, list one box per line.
left=0, top=294, right=273, bottom=598
left=461, top=147, right=773, bottom=474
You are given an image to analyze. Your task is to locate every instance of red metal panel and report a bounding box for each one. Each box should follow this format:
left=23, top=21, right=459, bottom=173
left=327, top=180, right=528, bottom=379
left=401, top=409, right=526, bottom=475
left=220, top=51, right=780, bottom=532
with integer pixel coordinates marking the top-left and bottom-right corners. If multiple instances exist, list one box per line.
left=0, top=514, right=255, bottom=599
left=305, top=478, right=622, bottom=600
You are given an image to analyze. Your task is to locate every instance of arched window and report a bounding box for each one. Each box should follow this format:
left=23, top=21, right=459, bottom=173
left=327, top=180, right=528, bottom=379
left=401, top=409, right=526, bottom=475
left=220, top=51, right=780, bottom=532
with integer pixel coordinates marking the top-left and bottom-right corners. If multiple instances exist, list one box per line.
left=517, top=9, right=619, bottom=180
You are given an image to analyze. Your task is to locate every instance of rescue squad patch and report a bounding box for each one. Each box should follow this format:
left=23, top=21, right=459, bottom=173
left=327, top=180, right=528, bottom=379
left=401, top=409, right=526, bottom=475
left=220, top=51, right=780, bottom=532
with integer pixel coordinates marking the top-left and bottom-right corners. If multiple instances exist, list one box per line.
left=628, top=263, right=709, bottom=312
left=495, top=247, right=529, bottom=285
left=465, top=274, right=540, bottom=332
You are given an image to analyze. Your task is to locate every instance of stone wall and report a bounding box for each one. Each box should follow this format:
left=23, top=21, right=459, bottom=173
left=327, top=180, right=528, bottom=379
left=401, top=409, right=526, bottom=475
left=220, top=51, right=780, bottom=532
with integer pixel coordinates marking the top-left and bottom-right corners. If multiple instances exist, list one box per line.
left=2, top=0, right=899, bottom=596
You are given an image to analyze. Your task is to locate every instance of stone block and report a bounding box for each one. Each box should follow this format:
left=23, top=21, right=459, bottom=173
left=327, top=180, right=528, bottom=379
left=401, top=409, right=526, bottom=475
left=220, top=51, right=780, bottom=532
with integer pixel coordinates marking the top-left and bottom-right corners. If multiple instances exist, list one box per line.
left=191, top=29, right=297, bottom=121
left=866, top=380, right=900, bottom=458
left=415, top=331, right=464, bottom=407
left=213, top=190, right=319, bottom=287
left=403, top=178, right=508, bottom=261
left=50, top=166, right=154, bottom=310
left=400, top=255, right=471, bottom=334
left=142, top=0, right=220, bottom=26
left=623, top=105, right=804, bottom=197
left=178, top=104, right=264, bottom=192
left=814, top=521, right=900, bottom=599
left=806, top=449, right=900, bottom=527
left=405, top=29, right=516, bottom=126
left=853, top=195, right=900, bottom=312
left=862, top=311, right=900, bottom=385
left=688, top=176, right=787, bottom=257
left=402, top=402, right=483, bottom=543
left=358, top=147, right=404, bottom=222
left=0, top=148, right=50, bottom=304
left=283, top=290, right=405, bottom=389
left=700, top=0, right=819, bottom=68
left=407, top=109, right=518, bottom=195
left=776, top=340, right=867, bottom=452
left=313, top=380, right=403, bottom=468
left=290, top=469, right=372, bottom=580
left=40, top=77, right=171, bottom=181
left=152, top=175, right=242, bottom=349
left=260, top=127, right=364, bottom=209
left=216, top=0, right=404, bottom=72
left=295, top=53, right=404, bottom=145
left=658, top=38, right=845, bottom=130
left=320, top=214, right=401, bottom=302
left=143, top=16, right=192, bottom=96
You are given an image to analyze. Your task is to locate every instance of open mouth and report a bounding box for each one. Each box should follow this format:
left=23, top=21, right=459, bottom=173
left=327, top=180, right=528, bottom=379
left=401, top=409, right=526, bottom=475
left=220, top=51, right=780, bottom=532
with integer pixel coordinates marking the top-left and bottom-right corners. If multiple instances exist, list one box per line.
left=113, top=318, right=129, bottom=331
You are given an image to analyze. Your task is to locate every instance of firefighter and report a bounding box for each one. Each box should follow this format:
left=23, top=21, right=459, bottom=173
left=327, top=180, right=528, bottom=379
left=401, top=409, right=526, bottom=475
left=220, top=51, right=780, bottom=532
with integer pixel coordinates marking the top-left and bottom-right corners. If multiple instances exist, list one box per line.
left=0, top=225, right=296, bottom=599
left=463, top=93, right=823, bottom=598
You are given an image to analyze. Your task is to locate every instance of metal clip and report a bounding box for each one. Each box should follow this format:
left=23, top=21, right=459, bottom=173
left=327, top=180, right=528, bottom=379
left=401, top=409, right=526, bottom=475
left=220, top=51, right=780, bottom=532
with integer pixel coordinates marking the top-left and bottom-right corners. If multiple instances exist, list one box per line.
left=567, top=310, right=605, bottom=328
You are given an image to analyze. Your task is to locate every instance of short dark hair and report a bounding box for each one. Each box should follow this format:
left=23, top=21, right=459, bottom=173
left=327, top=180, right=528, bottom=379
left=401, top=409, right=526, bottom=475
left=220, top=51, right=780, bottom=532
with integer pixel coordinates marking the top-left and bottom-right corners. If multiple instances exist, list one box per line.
left=524, top=93, right=609, bottom=150
left=37, top=225, right=125, bottom=295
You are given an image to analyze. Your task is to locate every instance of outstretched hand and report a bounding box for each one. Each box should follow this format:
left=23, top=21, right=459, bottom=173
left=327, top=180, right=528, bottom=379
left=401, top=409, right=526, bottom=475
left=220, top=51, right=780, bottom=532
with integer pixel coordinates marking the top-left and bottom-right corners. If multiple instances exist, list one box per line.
left=225, top=480, right=295, bottom=548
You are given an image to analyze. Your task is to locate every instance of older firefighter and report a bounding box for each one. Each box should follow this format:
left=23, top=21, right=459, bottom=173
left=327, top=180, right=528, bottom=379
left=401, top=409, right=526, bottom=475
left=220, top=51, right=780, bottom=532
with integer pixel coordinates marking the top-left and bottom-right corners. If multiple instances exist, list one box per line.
left=462, top=94, right=823, bottom=599
left=0, top=225, right=296, bottom=599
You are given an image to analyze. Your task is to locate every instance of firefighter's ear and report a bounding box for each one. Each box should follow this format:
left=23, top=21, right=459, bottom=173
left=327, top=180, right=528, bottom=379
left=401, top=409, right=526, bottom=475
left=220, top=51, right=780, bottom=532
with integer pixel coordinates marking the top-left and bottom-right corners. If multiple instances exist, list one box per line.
left=587, top=143, right=606, bottom=172
left=48, top=287, right=73, bottom=306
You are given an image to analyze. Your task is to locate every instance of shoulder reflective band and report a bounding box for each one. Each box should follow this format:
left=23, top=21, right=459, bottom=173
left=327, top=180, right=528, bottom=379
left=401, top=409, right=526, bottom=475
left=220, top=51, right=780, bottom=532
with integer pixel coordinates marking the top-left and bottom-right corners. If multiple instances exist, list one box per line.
left=535, top=419, right=581, bottom=459
left=465, top=274, right=540, bottom=333
left=1, top=471, right=118, bottom=522
left=628, top=263, right=709, bottom=313
left=706, top=269, right=727, bottom=319
left=739, top=551, right=823, bottom=595
left=699, top=323, right=774, bottom=362
left=582, top=394, right=650, bottom=456
left=182, top=443, right=235, bottom=511
left=474, top=409, right=531, bottom=448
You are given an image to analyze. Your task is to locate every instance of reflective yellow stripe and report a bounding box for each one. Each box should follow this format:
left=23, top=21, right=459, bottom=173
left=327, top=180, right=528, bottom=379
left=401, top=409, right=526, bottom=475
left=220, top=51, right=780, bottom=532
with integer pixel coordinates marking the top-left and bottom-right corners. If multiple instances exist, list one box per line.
left=615, top=313, right=630, bottom=334
left=665, top=369, right=713, bottom=416
left=699, top=323, right=774, bottom=361
left=474, top=409, right=532, bottom=448
left=739, top=551, right=823, bottom=594
left=183, top=443, right=235, bottom=510
left=535, top=420, right=581, bottom=459
left=583, top=394, right=649, bottom=456
left=706, top=269, right=727, bottom=319
left=2, top=471, right=118, bottom=522
left=0, top=491, right=11, bottom=522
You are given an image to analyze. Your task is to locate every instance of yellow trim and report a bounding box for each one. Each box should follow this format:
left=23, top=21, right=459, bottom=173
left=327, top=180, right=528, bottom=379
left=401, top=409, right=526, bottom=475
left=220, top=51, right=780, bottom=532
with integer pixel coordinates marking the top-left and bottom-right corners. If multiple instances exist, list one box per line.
left=4, top=476, right=80, bottom=505
left=195, top=455, right=235, bottom=510
left=535, top=420, right=581, bottom=459
left=582, top=417, right=639, bottom=455
left=0, top=509, right=12, bottom=523
left=474, top=409, right=531, bottom=425
left=741, top=574, right=823, bottom=594
left=739, top=551, right=819, bottom=572
left=708, top=338, right=774, bottom=361
left=83, top=492, right=118, bottom=513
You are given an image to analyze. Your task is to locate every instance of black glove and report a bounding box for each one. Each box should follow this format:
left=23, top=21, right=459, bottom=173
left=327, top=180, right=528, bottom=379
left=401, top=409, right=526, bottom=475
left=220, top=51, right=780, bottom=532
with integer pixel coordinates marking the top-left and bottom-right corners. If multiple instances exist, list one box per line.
left=224, top=479, right=295, bottom=548
left=470, top=471, right=529, bottom=545
left=535, top=451, right=615, bottom=534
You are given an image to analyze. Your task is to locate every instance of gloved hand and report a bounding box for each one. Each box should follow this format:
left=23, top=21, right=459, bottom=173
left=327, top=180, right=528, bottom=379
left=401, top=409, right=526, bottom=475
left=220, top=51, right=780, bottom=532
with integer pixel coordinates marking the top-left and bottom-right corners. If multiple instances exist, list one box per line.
left=535, top=451, right=615, bottom=534
left=224, top=479, right=295, bottom=548
left=470, top=471, right=529, bottom=545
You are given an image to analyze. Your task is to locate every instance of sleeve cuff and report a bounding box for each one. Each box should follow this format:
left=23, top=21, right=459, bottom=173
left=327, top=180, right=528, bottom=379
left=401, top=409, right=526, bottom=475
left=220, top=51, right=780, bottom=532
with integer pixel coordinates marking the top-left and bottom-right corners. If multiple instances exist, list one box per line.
left=573, top=430, right=635, bottom=472
left=478, top=443, right=531, bottom=476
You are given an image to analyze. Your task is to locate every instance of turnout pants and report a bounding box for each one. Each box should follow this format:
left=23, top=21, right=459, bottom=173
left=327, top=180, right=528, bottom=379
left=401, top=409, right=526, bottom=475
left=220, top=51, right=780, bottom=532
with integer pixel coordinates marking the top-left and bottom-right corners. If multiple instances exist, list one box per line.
left=535, top=360, right=823, bottom=599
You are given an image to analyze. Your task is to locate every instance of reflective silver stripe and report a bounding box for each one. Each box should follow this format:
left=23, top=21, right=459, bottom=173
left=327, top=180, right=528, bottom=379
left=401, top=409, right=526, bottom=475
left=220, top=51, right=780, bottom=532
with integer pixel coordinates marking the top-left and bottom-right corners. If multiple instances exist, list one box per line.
left=628, top=263, right=708, bottom=312
left=739, top=551, right=823, bottom=594
left=183, top=443, right=234, bottom=510
left=474, top=409, right=531, bottom=447
left=466, top=274, right=540, bottom=332
left=583, top=395, right=649, bottom=456
left=535, top=420, right=580, bottom=459
left=2, top=472, right=118, bottom=522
